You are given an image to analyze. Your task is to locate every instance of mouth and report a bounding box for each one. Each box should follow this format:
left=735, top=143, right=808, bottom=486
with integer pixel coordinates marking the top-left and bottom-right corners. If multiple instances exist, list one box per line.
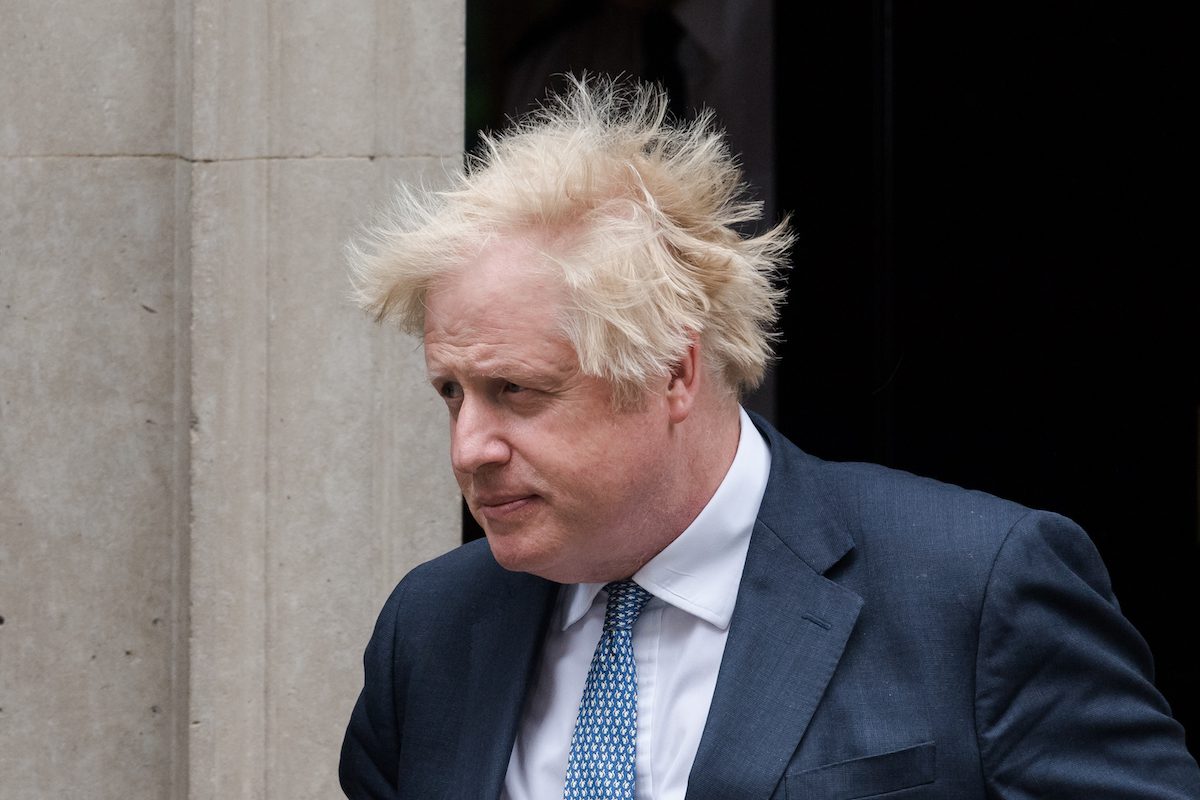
left=473, top=493, right=539, bottom=520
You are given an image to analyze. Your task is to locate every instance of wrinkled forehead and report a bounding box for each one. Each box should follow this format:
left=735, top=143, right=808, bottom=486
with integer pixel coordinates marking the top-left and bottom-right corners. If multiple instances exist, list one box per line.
left=423, top=235, right=572, bottom=342
left=445, top=223, right=584, bottom=285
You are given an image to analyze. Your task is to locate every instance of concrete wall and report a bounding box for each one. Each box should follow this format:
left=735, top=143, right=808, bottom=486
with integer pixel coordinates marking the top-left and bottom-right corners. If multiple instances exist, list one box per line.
left=0, top=2, right=463, bottom=798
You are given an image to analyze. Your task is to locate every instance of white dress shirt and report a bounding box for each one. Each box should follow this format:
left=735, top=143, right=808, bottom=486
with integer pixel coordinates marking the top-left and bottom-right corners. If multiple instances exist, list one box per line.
left=502, top=408, right=772, bottom=800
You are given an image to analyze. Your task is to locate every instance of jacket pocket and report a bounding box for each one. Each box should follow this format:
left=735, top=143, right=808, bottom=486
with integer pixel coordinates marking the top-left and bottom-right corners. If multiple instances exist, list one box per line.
left=784, top=741, right=935, bottom=799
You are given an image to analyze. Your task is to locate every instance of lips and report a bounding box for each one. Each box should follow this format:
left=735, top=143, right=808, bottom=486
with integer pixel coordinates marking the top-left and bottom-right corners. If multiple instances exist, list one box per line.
left=475, top=493, right=534, bottom=508
left=473, top=492, right=540, bottom=520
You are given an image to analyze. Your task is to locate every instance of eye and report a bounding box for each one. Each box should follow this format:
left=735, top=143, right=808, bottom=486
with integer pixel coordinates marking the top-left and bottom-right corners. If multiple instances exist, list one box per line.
left=502, top=382, right=525, bottom=394
left=438, top=381, right=463, bottom=400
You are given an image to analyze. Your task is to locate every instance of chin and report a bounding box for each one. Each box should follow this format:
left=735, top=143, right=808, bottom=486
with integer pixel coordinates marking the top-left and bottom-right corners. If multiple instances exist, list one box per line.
left=484, top=531, right=557, bottom=578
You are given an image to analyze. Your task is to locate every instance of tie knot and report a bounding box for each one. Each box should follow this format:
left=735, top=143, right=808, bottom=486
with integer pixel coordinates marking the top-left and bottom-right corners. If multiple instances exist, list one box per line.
left=602, top=581, right=651, bottom=632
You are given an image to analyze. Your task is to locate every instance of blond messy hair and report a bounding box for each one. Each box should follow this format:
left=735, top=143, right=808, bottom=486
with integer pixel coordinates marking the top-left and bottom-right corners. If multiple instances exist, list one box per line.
left=349, top=75, right=793, bottom=405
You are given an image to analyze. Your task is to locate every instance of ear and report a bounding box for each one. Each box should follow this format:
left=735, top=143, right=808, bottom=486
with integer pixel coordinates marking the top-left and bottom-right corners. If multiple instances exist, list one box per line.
left=665, top=333, right=702, bottom=424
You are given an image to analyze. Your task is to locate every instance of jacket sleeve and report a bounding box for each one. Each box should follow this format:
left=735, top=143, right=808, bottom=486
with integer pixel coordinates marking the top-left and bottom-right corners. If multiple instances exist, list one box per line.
left=340, top=583, right=407, bottom=799
left=974, top=510, right=1200, bottom=798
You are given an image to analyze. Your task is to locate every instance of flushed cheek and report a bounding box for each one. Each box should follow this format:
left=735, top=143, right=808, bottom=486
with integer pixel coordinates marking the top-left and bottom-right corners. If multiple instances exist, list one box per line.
left=484, top=511, right=576, bottom=571
left=453, top=473, right=476, bottom=507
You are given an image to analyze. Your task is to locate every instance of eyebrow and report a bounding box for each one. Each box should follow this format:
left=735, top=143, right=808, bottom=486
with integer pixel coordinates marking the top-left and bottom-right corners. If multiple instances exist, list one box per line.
left=425, top=361, right=556, bottom=384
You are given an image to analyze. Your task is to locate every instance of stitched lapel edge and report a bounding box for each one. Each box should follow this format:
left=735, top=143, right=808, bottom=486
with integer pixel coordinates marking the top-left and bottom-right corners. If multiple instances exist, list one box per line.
left=460, top=573, right=559, bottom=800
left=684, top=519, right=863, bottom=800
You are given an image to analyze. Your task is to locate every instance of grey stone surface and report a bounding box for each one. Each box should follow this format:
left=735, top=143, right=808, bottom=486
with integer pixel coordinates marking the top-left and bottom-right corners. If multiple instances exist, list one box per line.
left=371, top=157, right=468, bottom=582
left=187, top=159, right=271, bottom=800
left=187, top=156, right=460, bottom=800
left=267, top=1, right=378, bottom=157
left=374, top=0, right=467, bottom=158
left=265, top=156, right=459, bottom=797
left=2, top=0, right=465, bottom=796
left=0, top=156, right=186, bottom=798
left=0, top=1, right=177, bottom=156
left=187, top=0, right=269, bottom=160
left=188, top=0, right=466, bottom=160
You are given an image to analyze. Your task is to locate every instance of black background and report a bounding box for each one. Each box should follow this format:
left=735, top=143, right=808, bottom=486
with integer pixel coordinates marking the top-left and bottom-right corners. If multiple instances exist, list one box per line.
left=467, top=0, right=1198, bottom=754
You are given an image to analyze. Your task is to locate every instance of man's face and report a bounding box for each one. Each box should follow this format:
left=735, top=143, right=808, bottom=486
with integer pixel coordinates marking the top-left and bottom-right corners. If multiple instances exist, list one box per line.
left=422, top=237, right=676, bottom=583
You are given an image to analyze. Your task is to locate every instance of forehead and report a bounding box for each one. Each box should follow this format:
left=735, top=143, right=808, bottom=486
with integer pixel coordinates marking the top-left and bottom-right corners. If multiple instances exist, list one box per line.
left=423, top=236, right=574, bottom=372
left=430, top=236, right=562, bottom=316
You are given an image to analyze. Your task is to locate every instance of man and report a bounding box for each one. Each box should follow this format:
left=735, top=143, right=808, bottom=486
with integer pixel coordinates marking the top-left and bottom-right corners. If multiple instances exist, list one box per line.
left=340, top=78, right=1199, bottom=799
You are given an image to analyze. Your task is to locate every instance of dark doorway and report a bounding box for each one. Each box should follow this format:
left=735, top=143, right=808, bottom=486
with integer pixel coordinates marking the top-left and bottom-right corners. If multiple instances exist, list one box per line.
left=466, top=0, right=1199, bottom=754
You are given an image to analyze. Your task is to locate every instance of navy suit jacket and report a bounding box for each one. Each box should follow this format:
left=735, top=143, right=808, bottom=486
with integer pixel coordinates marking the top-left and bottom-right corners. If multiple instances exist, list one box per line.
left=341, top=416, right=1200, bottom=798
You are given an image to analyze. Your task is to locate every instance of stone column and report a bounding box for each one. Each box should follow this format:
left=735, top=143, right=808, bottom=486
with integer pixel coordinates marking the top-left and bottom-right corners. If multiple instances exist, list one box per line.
left=0, top=2, right=463, bottom=798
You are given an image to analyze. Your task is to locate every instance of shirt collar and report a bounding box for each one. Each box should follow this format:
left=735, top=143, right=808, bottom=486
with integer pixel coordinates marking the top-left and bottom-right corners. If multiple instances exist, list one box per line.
left=559, top=407, right=771, bottom=631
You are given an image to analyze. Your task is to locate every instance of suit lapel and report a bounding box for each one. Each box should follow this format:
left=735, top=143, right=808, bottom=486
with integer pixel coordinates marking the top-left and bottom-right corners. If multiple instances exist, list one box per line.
left=452, top=417, right=861, bottom=799
left=685, top=417, right=864, bottom=800
left=455, top=571, right=558, bottom=800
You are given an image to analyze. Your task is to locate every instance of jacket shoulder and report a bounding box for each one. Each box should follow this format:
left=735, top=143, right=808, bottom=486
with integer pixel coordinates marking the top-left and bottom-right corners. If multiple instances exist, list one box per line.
left=380, top=538, right=548, bottom=629
left=755, top=412, right=1036, bottom=561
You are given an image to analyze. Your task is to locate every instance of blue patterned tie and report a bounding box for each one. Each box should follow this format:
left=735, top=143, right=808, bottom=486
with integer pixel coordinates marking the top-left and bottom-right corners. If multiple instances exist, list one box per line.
left=563, top=580, right=653, bottom=800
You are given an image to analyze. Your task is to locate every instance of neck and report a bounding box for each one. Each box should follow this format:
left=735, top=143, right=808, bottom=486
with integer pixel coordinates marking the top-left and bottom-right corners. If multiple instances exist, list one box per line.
left=612, top=397, right=743, bottom=580
left=674, top=395, right=743, bottom=531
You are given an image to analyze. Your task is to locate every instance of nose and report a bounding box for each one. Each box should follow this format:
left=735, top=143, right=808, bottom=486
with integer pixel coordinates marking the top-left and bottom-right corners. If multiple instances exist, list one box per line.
left=450, top=397, right=512, bottom=474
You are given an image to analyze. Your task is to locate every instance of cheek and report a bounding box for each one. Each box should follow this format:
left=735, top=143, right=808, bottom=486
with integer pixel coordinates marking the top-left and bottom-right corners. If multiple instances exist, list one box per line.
left=575, top=440, right=666, bottom=506
left=520, top=412, right=666, bottom=498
